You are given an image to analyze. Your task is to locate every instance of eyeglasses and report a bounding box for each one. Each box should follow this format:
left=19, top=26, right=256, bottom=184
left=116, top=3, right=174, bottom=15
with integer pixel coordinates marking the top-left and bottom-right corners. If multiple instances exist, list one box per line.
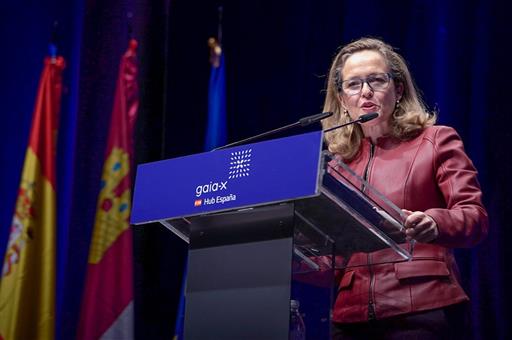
left=340, top=73, right=394, bottom=96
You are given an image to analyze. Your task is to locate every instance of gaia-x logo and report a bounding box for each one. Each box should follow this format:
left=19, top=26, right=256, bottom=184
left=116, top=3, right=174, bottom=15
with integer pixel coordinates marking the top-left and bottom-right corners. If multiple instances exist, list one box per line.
left=193, top=148, right=251, bottom=205
left=229, top=149, right=251, bottom=179
left=195, top=181, right=227, bottom=197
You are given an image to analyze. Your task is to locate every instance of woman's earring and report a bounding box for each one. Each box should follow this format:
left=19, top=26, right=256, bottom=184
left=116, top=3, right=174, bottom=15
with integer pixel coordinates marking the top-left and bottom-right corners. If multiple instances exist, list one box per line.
left=343, top=109, right=349, bottom=115
left=393, top=99, right=402, bottom=116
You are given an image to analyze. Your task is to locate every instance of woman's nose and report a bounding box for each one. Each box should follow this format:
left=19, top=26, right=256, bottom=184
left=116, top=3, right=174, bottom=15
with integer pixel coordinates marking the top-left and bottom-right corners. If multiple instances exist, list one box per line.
left=361, top=81, right=374, bottom=97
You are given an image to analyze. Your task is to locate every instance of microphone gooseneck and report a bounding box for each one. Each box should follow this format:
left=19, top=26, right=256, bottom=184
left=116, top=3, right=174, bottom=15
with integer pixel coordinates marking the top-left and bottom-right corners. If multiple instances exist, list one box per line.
left=214, top=111, right=333, bottom=151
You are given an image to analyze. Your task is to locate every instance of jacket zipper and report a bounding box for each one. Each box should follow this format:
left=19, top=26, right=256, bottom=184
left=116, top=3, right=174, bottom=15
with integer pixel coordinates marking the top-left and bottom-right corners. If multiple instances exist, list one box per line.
left=362, top=143, right=375, bottom=193
left=368, top=252, right=376, bottom=320
left=364, top=143, right=377, bottom=320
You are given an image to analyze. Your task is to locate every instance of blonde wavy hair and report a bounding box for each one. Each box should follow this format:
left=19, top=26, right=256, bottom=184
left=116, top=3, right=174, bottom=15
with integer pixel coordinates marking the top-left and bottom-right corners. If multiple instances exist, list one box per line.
left=322, top=37, right=436, bottom=160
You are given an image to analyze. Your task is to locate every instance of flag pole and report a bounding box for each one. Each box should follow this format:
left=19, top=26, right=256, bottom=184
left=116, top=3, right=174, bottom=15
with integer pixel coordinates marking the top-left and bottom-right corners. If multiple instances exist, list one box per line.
left=49, top=20, right=59, bottom=63
left=217, top=6, right=223, bottom=46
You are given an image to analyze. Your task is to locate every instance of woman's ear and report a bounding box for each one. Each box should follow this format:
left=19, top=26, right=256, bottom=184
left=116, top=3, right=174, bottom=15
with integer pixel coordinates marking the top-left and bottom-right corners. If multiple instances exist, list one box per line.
left=395, top=82, right=404, bottom=101
left=337, top=93, right=347, bottom=111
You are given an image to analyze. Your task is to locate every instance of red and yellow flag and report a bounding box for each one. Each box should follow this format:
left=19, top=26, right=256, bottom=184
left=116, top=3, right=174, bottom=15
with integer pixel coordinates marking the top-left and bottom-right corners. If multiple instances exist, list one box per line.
left=0, top=56, right=65, bottom=340
left=77, top=39, right=139, bottom=340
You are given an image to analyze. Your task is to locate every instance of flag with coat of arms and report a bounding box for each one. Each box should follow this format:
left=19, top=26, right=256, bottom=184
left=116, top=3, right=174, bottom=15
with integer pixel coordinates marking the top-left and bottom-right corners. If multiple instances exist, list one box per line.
left=77, top=39, right=139, bottom=340
left=0, top=54, right=65, bottom=340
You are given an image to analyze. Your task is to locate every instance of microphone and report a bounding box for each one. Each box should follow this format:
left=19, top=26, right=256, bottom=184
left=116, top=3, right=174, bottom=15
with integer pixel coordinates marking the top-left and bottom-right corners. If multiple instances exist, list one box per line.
left=298, top=111, right=333, bottom=126
left=214, top=112, right=333, bottom=150
left=323, top=112, right=378, bottom=133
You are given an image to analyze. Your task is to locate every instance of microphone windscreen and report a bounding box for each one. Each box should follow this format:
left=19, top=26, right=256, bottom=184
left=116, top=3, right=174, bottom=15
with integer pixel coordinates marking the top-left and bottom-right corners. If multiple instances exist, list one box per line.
left=360, top=112, right=379, bottom=123
left=299, top=111, right=333, bottom=126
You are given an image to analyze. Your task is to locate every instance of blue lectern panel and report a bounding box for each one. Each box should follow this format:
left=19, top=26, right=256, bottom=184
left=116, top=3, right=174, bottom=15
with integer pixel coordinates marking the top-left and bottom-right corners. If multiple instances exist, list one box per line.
left=131, top=131, right=323, bottom=224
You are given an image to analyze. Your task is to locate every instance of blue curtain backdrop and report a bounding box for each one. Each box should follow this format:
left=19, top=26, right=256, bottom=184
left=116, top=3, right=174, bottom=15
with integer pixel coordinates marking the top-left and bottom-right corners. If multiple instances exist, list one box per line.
left=0, top=0, right=511, bottom=339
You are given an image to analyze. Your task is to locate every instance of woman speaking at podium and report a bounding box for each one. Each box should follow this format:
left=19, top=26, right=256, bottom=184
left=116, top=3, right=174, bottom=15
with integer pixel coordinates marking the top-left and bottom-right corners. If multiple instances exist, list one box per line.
left=322, top=37, right=488, bottom=339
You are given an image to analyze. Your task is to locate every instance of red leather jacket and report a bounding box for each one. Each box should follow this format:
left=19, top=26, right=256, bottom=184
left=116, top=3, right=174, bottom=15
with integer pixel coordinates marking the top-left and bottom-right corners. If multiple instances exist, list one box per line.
left=329, top=125, right=488, bottom=323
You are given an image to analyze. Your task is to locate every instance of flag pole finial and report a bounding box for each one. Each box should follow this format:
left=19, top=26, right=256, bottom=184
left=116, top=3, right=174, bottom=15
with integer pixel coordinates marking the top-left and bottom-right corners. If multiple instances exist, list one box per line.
left=208, top=7, right=224, bottom=68
left=208, top=38, right=222, bottom=68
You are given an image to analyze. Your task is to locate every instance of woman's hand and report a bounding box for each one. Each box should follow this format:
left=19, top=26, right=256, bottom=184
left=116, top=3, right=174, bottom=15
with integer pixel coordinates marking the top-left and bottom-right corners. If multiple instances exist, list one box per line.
left=402, top=209, right=439, bottom=243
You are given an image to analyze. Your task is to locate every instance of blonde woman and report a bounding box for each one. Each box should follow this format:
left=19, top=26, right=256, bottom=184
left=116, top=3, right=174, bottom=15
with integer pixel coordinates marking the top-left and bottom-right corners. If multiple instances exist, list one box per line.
left=323, top=37, right=488, bottom=339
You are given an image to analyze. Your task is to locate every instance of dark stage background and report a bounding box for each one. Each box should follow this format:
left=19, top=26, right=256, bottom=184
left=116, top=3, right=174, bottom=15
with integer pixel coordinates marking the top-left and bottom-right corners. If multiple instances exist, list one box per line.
left=1, top=0, right=511, bottom=339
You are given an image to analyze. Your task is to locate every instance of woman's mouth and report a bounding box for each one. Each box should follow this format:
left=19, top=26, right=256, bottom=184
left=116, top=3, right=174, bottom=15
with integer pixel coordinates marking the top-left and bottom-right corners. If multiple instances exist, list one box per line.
left=361, top=103, right=379, bottom=112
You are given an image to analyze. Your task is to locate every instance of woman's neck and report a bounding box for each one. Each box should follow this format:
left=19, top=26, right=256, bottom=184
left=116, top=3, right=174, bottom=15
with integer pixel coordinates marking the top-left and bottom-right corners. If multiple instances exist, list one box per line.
left=362, top=122, right=391, bottom=143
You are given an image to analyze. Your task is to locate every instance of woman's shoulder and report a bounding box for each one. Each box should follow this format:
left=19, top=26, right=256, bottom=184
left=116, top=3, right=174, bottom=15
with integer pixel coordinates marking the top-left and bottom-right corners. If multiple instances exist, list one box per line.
left=420, top=125, right=460, bottom=141
left=415, top=125, right=468, bottom=156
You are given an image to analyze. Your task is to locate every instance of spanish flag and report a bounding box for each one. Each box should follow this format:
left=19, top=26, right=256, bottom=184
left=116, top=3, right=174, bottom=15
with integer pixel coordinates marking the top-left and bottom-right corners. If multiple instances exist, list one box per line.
left=0, top=55, right=65, bottom=340
left=77, top=39, right=139, bottom=340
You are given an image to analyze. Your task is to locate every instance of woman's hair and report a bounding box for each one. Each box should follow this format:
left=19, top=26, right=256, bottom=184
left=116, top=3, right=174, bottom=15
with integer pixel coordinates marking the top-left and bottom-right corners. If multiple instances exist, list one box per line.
left=322, top=37, right=436, bottom=160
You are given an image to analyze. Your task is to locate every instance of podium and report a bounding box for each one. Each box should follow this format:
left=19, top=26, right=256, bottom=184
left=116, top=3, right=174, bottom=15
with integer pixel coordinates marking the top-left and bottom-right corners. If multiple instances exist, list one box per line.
left=131, top=131, right=411, bottom=339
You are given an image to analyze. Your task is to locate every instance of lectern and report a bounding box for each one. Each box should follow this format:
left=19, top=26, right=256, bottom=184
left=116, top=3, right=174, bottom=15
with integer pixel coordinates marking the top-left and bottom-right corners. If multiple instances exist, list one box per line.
left=131, top=131, right=410, bottom=339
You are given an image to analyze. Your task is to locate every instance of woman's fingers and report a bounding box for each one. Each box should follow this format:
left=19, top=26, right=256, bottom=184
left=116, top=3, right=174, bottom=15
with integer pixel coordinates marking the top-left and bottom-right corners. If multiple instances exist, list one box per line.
left=402, top=210, right=439, bottom=243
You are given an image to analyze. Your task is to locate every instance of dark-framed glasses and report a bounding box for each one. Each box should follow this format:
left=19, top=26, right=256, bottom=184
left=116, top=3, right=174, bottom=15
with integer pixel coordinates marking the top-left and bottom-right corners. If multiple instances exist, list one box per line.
left=341, top=72, right=394, bottom=96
